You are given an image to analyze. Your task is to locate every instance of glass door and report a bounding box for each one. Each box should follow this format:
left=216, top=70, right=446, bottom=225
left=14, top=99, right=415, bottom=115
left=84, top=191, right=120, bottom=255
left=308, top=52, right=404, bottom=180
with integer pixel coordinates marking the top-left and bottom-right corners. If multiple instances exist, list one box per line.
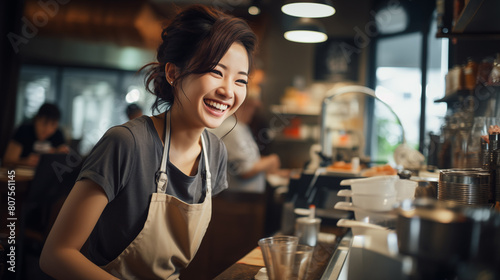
left=370, top=12, right=448, bottom=166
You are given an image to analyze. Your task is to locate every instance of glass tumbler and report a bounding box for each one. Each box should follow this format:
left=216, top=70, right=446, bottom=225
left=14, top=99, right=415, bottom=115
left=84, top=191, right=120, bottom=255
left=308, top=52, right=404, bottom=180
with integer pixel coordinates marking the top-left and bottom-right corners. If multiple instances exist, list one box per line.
left=258, top=236, right=299, bottom=280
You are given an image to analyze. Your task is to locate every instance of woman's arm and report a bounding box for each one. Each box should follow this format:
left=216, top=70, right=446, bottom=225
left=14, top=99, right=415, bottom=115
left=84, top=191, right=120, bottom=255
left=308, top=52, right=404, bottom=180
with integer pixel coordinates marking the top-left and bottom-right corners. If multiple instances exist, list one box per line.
left=40, top=179, right=118, bottom=280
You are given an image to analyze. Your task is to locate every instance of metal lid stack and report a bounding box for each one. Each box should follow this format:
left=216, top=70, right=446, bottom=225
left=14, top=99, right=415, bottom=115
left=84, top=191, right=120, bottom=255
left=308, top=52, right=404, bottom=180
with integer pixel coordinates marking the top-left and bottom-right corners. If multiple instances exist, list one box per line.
left=438, top=168, right=491, bottom=205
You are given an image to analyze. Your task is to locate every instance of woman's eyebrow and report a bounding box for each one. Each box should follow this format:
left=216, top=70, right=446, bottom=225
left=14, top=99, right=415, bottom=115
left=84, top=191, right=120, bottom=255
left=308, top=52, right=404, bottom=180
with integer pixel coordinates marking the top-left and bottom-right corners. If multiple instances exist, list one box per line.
left=218, top=63, right=248, bottom=76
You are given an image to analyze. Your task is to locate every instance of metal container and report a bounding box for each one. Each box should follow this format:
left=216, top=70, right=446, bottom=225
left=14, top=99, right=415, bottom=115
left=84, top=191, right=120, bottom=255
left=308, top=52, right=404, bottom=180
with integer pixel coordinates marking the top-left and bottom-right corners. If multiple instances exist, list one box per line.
left=294, top=217, right=321, bottom=247
left=438, top=168, right=491, bottom=205
left=464, top=207, right=500, bottom=267
left=396, top=198, right=473, bottom=263
left=397, top=198, right=500, bottom=279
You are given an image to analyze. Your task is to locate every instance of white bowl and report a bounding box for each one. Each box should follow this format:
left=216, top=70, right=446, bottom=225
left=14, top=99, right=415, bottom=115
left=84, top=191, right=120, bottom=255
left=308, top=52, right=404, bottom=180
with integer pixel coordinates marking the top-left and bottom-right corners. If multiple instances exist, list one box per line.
left=340, top=175, right=398, bottom=196
left=334, top=201, right=397, bottom=227
left=351, top=193, right=397, bottom=211
left=395, top=179, right=418, bottom=201
left=337, top=189, right=398, bottom=211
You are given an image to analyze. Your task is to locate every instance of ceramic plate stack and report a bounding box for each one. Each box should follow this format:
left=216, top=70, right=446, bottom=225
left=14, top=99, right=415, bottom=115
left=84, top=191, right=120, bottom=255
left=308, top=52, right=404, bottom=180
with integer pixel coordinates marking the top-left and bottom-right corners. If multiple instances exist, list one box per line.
left=438, top=168, right=491, bottom=205
left=335, top=176, right=418, bottom=231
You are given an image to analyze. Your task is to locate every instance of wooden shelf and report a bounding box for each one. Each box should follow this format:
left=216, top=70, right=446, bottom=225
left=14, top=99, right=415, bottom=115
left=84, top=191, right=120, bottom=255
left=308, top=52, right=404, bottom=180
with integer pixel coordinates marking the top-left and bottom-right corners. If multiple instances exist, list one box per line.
left=437, top=0, right=500, bottom=38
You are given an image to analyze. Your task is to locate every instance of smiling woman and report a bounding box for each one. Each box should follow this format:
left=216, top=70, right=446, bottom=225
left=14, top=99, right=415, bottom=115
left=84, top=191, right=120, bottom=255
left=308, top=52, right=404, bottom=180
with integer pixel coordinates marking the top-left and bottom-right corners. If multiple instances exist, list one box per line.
left=40, top=5, right=257, bottom=280
left=166, top=42, right=250, bottom=129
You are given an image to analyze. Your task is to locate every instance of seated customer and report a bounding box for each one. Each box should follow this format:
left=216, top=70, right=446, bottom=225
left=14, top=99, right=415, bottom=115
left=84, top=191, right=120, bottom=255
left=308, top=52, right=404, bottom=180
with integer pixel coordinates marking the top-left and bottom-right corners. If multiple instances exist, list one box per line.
left=3, top=103, right=69, bottom=167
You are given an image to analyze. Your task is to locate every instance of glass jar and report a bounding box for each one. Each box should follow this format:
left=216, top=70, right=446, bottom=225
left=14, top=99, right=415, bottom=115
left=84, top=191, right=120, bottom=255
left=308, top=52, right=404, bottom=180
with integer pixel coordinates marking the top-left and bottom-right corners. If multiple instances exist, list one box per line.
left=467, top=117, right=488, bottom=168
left=488, top=54, right=500, bottom=86
left=477, top=57, right=494, bottom=85
left=464, top=57, right=478, bottom=90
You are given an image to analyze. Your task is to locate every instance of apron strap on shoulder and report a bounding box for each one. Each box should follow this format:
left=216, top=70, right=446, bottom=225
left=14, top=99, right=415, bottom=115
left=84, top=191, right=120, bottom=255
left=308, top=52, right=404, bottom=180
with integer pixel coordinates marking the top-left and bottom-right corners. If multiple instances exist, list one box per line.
left=157, top=111, right=170, bottom=193
left=156, top=171, right=168, bottom=193
left=200, top=133, right=212, bottom=189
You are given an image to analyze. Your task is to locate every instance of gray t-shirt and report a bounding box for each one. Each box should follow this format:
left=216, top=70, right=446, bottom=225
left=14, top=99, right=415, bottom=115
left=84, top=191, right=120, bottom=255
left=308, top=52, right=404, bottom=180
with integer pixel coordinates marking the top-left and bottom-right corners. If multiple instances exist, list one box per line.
left=77, top=115, right=228, bottom=265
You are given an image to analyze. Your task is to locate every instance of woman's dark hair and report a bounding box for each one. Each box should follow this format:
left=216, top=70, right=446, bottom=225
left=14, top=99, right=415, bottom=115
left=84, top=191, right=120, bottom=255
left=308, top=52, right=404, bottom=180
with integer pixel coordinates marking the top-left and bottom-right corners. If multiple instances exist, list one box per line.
left=35, top=103, right=61, bottom=121
left=142, top=4, right=257, bottom=113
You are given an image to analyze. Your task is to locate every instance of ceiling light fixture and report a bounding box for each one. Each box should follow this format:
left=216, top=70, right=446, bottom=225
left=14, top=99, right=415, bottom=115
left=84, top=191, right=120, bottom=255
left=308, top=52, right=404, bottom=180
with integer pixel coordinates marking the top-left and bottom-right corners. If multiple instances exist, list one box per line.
left=284, top=18, right=328, bottom=43
left=248, top=6, right=260, bottom=15
left=281, top=0, right=335, bottom=18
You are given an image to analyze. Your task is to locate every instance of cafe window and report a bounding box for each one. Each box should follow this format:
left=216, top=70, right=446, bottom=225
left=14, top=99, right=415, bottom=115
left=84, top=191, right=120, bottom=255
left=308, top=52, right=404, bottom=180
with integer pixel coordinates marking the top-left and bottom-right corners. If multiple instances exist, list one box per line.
left=16, top=65, right=153, bottom=156
left=369, top=6, right=449, bottom=165
left=372, top=32, right=423, bottom=164
left=16, top=66, right=58, bottom=126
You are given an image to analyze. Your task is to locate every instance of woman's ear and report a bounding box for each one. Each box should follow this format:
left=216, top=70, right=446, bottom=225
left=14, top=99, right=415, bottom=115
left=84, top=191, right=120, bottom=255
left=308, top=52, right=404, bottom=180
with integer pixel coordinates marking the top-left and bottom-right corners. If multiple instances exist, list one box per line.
left=164, top=63, right=177, bottom=85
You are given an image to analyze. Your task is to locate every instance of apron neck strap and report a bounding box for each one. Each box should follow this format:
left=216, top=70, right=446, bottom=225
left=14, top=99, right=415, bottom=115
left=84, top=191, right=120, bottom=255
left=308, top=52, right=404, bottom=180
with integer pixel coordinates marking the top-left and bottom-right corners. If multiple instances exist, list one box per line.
left=156, top=111, right=212, bottom=193
left=156, top=111, right=170, bottom=193
left=200, top=134, right=211, bottom=188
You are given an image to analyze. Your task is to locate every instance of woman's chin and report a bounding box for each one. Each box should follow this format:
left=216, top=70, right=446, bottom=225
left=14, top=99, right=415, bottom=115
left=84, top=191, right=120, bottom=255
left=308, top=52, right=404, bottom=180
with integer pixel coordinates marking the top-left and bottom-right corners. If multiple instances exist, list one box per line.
left=205, top=121, right=224, bottom=129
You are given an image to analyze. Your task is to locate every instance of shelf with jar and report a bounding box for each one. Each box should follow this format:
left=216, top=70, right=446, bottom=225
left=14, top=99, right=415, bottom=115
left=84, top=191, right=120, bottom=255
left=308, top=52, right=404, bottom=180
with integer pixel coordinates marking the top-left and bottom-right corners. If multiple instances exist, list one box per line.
left=436, top=0, right=500, bottom=39
left=436, top=54, right=500, bottom=107
left=269, top=80, right=328, bottom=142
left=269, top=107, right=321, bottom=142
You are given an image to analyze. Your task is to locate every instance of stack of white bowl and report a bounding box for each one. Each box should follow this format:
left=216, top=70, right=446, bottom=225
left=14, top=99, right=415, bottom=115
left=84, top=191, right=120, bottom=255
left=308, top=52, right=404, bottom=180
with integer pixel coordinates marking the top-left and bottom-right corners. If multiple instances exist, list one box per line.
left=337, top=175, right=417, bottom=211
left=334, top=175, right=418, bottom=256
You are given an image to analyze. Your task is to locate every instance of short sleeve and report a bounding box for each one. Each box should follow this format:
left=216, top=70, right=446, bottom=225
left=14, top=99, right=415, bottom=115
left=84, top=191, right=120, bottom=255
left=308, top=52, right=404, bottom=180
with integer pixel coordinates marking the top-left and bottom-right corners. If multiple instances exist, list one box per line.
left=77, top=126, right=137, bottom=202
left=212, top=135, right=228, bottom=195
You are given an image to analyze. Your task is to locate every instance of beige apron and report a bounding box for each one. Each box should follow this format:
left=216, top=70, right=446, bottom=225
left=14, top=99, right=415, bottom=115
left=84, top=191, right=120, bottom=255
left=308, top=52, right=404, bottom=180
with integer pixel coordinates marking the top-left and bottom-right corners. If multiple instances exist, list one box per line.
left=103, top=111, right=212, bottom=280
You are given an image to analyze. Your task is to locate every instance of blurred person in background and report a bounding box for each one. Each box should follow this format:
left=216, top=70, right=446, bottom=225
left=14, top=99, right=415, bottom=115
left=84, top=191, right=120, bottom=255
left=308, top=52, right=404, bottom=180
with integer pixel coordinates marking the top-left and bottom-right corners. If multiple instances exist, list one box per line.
left=125, top=103, right=143, bottom=120
left=212, top=69, right=288, bottom=193
left=3, top=102, right=69, bottom=167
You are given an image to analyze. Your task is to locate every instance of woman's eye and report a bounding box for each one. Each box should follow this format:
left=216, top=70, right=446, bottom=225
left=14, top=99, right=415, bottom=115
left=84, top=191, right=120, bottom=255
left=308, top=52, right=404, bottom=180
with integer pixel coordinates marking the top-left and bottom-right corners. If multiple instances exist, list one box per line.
left=211, top=69, right=222, bottom=76
left=236, top=79, right=248, bottom=85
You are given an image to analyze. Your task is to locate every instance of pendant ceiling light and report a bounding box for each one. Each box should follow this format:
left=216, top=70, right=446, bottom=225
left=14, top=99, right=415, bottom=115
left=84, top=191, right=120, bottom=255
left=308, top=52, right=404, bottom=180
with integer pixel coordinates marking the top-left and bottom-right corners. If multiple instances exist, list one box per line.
left=281, top=0, right=335, bottom=18
left=284, top=18, right=328, bottom=43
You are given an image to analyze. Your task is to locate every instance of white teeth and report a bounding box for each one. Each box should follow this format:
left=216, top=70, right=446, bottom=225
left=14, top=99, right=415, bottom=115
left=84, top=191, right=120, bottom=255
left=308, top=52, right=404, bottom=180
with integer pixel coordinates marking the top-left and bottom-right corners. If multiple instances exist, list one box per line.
left=207, top=100, right=228, bottom=111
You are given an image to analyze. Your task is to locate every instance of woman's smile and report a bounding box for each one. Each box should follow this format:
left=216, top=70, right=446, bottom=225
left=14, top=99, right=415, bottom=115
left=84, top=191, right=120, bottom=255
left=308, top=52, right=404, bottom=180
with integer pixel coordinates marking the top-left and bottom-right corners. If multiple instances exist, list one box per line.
left=204, top=99, right=229, bottom=112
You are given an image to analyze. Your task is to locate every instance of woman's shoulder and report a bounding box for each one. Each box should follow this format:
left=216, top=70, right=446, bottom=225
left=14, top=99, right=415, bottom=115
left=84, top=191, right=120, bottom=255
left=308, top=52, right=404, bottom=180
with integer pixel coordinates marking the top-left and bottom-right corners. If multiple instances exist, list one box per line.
left=105, top=116, right=150, bottom=137
left=99, top=117, right=148, bottom=147
left=204, top=129, right=224, bottom=144
left=203, top=130, right=227, bottom=156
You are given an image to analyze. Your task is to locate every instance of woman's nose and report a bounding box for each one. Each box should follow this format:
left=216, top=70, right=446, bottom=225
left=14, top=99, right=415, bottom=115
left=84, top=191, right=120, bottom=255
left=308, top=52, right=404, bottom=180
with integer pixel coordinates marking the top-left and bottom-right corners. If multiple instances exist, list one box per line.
left=216, top=79, right=234, bottom=98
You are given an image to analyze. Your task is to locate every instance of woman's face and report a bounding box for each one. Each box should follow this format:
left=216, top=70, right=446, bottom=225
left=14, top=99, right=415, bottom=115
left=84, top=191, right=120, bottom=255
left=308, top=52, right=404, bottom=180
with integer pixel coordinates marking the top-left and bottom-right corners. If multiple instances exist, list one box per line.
left=175, top=42, right=249, bottom=129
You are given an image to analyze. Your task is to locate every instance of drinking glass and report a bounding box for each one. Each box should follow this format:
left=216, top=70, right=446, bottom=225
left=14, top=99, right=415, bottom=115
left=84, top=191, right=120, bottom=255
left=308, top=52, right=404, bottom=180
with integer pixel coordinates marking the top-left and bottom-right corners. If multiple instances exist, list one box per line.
left=269, top=243, right=314, bottom=280
left=258, top=236, right=299, bottom=280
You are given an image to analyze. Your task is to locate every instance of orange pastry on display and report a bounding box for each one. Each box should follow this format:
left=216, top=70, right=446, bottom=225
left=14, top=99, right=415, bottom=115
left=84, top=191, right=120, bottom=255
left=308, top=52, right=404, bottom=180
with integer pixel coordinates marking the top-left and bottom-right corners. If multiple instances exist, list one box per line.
left=360, top=164, right=397, bottom=177
left=326, top=161, right=360, bottom=173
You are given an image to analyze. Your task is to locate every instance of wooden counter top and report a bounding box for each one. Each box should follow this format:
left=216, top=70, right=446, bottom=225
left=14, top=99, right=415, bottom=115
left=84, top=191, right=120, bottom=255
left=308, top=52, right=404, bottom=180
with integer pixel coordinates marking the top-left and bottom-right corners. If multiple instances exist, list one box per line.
left=215, top=227, right=348, bottom=280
